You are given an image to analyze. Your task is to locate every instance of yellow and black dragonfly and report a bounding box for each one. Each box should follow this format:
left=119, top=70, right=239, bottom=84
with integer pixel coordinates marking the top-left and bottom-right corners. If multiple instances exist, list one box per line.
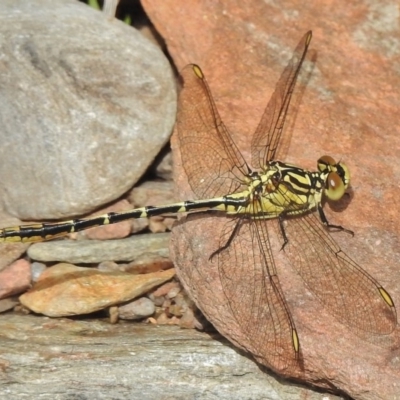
left=0, top=31, right=396, bottom=373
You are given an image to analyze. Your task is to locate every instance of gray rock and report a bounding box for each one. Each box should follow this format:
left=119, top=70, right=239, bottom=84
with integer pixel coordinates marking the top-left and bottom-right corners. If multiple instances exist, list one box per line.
left=0, top=314, right=344, bottom=399
left=30, top=261, right=47, bottom=282
left=0, top=296, right=19, bottom=313
left=27, top=232, right=170, bottom=263
left=0, top=0, right=176, bottom=220
left=118, top=297, right=155, bottom=320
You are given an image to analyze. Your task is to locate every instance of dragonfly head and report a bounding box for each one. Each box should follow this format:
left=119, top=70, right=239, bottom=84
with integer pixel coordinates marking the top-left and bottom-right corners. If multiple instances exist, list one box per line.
left=317, top=155, right=350, bottom=201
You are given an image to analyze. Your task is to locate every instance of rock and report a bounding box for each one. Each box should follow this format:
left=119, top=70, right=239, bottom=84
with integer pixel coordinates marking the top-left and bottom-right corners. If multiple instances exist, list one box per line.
left=148, top=216, right=171, bottom=233
left=129, top=180, right=176, bottom=208
left=142, top=2, right=400, bottom=399
left=27, top=232, right=170, bottom=263
left=30, top=262, right=47, bottom=282
left=0, top=259, right=31, bottom=299
left=130, top=217, right=150, bottom=235
left=97, top=260, right=120, bottom=271
left=0, top=296, right=19, bottom=313
left=128, top=180, right=177, bottom=232
left=152, top=148, right=173, bottom=180
left=122, top=253, right=173, bottom=274
left=0, top=0, right=176, bottom=220
left=179, top=308, right=197, bottom=329
left=0, top=314, right=343, bottom=399
left=118, top=297, right=155, bottom=320
left=166, top=286, right=180, bottom=299
left=19, top=263, right=175, bottom=317
left=148, top=292, right=165, bottom=307
left=151, top=280, right=179, bottom=297
left=108, top=305, right=119, bottom=324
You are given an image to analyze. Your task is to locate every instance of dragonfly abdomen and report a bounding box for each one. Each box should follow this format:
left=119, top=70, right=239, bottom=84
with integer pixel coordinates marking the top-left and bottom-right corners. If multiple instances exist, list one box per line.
left=0, top=196, right=249, bottom=243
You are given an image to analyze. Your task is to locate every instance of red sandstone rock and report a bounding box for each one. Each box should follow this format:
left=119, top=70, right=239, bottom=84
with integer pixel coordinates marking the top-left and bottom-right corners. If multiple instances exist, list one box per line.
left=142, top=2, right=400, bottom=399
left=0, top=259, right=31, bottom=299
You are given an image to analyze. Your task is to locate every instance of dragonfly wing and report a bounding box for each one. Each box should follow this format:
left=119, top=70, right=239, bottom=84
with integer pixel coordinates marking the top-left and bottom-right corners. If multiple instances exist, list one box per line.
left=251, top=31, right=312, bottom=168
left=216, top=217, right=301, bottom=373
left=177, top=64, right=250, bottom=199
left=282, top=213, right=397, bottom=339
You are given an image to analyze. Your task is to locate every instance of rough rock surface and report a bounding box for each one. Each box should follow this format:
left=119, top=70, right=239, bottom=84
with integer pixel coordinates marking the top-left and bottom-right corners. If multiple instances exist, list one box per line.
left=0, top=314, right=343, bottom=400
left=142, top=1, right=400, bottom=399
left=0, top=0, right=176, bottom=219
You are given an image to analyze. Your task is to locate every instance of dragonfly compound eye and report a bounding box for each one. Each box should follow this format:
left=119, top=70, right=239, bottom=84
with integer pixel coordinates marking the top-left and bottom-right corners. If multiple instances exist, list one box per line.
left=317, top=155, right=336, bottom=172
left=325, top=171, right=346, bottom=200
left=337, top=161, right=350, bottom=189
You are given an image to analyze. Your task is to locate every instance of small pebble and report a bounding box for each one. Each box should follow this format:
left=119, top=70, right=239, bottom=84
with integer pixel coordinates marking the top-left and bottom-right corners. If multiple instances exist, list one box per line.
left=97, top=261, right=120, bottom=272
left=148, top=293, right=165, bottom=307
left=179, top=308, right=196, bottom=329
left=118, top=297, right=155, bottom=320
left=174, top=292, right=189, bottom=309
left=108, top=306, right=119, bottom=324
left=152, top=281, right=179, bottom=297
left=168, top=304, right=183, bottom=317
left=31, top=262, right=47, bottom=282
left=166, top=286, right=180, bottom=299
left=0, top=297, right=19, bottom=313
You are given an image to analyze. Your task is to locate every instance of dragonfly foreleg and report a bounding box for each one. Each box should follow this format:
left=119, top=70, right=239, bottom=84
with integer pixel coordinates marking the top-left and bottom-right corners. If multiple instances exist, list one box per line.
left=317, top=204, right=354, bottom=236
left=209, top=218, right=243, bottom=261
left=279, top=215, right=290, bottom=251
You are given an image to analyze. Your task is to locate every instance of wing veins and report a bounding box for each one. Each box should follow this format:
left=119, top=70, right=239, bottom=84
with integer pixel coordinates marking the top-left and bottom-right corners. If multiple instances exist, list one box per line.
left=283, top=212, right=397, bottom=337
left=215, top=213, right=299, bottom=371
left=251, top=31, right=312, bottom=167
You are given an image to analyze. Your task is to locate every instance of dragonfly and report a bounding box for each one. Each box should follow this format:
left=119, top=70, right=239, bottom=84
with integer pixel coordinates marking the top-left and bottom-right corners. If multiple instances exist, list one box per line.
left=0, top=31, right=396, bottom=374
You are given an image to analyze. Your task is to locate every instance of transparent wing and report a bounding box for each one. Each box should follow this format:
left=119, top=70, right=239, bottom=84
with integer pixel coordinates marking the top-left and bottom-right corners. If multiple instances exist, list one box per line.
left=177, top=64, right=250, bottom=199
left=216, top=216, right=300, bottom=372
left=283, top=212, right=397, bottom=338
left=251, top=31, right=312, bottom=168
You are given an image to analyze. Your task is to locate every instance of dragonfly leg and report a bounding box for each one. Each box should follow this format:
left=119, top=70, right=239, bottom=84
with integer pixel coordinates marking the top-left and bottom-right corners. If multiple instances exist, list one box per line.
left=317, top=204, right=354, bottom=236
left=209, top=219, right=243, bottom=260
left=279, top=216, right=290, bottom=251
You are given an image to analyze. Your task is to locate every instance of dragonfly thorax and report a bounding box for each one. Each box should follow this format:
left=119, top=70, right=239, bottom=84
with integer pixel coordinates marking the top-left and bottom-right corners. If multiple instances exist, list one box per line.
left=237, top=156, right=350, bottom=220
left=248, top=170, right=281, bottom=198
left=236, top=161, right=318, bottom=219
